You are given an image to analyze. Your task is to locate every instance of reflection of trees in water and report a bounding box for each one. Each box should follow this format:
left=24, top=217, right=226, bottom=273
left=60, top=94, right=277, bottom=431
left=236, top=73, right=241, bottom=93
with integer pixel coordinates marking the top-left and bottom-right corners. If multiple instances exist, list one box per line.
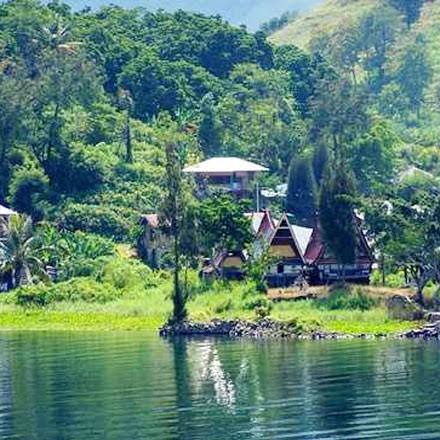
left=372, top=341, right=440, bottom=433
left=8, top=333, right=177, bottom=439
left=0, top=337, right=13, bottom=438
left=301, top=341, right=379, bottom=437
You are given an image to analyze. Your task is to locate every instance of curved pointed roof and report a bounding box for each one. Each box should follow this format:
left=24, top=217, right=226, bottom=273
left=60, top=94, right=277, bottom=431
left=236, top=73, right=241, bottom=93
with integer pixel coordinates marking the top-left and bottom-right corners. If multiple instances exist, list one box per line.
left=183, top=157, right=268, bottom=174
left=0, top=204, right=15, bottom=216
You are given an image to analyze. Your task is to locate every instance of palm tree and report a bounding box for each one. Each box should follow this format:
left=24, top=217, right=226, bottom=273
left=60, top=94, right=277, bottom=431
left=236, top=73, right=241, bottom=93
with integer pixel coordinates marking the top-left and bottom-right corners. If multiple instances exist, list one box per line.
left=0, top=215, right=46, bottom=289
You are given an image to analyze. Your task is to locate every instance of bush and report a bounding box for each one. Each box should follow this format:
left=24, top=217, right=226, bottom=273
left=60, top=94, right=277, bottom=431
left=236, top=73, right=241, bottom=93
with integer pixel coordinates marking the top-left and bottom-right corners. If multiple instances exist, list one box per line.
left=8, top=165, right=49, bottom=220
left=213, top=298, right=233, bottom=314
left=37, top=226, right=115, bottom=280
left=243, top=294, right=273, bottom=318
left=66, top=143, right=112, bottom=192
left=371, top=270, right=406, bottom=288
left=101, top=257, right=162, bottom=290
left=15, top=278, right=122, bottom=307
left=320, top=286, right=378, bottom=311
left=59, top=202, right=131, bottom=241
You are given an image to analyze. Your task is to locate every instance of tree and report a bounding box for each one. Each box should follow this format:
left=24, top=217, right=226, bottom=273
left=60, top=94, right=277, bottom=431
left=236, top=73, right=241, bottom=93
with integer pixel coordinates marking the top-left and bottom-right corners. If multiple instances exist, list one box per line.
left=396, top=34, right=432, bottom=119
left=0, top=67, right=33, bottom=199
left=274, top=44, right=332, bottom=116
left=160, top=141, right=198, bottom=323
left=29, top=20, right=102, bottom=188
left=199, top=194, right=252, bottom=256
left=310, top=78, right=370, bottom=154
left=0, top=214, right=46, bottom=289
left=311, top=22, right=361, bottom=86
left=116, top=88, right=134, bottom=162
left=319, top=159, right=357, bottom=280
left=198, top=93, right=223, bottom=157
left=259, top=11, right=298, bottom=36
left=350, top=119, right=398, bottom=194
left=312, top=143, right=329, bottom=188
left=286, top=155, right=317, bottom=226
left=364, top=187, right=440, bottom=305
left=8, top=165, right=49, bottom=220
left=389, top=0, right=424, bottom=29
left=358, top=6, right=402, bottom=92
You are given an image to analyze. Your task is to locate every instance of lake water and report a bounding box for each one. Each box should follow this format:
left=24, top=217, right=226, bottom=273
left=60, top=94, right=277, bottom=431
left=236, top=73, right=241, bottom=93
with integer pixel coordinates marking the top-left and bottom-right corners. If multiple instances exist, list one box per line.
left=0, top=333, right=439, bottom=439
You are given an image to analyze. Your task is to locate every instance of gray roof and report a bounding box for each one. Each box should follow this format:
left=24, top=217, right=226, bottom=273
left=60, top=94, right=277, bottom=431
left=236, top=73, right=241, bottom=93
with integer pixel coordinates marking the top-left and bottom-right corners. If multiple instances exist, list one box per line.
left=0, top=204, right=15, bottom=216
left=184, top=157, right=268, bottom=174
left=291, top=225, right=314, bottom=255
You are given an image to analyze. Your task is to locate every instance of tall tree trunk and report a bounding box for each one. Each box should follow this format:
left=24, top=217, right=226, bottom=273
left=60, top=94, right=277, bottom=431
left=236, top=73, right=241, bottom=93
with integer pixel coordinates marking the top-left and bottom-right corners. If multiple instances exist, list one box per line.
left=124, top=112, right=133, bottom=163
left=172, top=227, right=186, bottom=323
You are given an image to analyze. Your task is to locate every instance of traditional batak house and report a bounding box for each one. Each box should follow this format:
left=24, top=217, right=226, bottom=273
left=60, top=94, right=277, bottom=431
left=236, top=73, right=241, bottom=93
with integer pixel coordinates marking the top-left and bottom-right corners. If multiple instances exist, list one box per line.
left=264, top=213, right=374, bottom=287
left=202, top=210, right=276, bottom=281
left=265, top=214, right=313, bottom=288
left=0, top=204, right=15, bottom=223
left=245, top=210, right=276, bottom=241
left=138, top=214, right=169, bottom=269
left=208, top=250, right=248, bottom=281
left=304, top=220, right=374, bottom=285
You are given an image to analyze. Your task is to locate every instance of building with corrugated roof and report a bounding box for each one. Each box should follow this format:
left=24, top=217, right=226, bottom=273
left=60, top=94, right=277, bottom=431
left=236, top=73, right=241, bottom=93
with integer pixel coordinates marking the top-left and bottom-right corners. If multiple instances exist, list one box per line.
left=184, top=157, right=268, bottom=208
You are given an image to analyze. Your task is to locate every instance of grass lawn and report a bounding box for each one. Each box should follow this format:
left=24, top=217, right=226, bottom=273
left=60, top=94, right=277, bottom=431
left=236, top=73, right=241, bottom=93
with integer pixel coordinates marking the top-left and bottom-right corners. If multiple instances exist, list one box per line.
left=0, top=283, right=421, bottom=335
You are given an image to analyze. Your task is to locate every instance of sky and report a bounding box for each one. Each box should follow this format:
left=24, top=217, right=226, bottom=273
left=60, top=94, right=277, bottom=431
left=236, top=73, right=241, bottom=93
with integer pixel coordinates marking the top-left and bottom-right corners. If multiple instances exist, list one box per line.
left=66, top=0, right=323, bottom=30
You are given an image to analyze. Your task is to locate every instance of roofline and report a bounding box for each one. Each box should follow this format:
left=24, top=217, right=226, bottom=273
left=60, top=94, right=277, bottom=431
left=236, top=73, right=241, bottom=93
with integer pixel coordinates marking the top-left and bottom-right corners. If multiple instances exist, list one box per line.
left=269, top=214, right=306, bottom=264
left=183, top=157, right=269, bottom=174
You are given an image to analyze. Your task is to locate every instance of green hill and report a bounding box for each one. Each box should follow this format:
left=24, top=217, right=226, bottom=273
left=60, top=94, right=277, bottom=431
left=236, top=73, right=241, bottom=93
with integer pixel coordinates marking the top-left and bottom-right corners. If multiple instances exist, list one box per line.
left=271, top=0, right=440, bottom=111
left=270, top=0, right=379, bottom=48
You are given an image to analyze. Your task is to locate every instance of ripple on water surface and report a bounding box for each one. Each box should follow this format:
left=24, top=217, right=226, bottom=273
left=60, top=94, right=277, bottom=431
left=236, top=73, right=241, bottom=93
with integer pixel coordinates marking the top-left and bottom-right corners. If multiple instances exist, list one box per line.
left=0, top=333, right=439, bottom=439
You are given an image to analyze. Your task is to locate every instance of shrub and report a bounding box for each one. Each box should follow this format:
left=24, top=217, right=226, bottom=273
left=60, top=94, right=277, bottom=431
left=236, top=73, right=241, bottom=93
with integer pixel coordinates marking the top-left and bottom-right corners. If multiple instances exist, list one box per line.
left=59, top=202, right=131, bottom=241
left=320, top=286, right=378, bottom=311
left=15, top=278, right=122, bottom=307
left=15, top=284, right=49, bottom=307
left=243, top=294, right=273, bottom=318
left=101, top=257, right=160, bottom=290
left=66, top=143, right=111, bottom=192
left=37, top=226, right=115, bottom=280
left=213, top=298, right=233, bottom=314
left=371, top=270, right=406, bottom=288
left=8, top=165, right=49, bottom=220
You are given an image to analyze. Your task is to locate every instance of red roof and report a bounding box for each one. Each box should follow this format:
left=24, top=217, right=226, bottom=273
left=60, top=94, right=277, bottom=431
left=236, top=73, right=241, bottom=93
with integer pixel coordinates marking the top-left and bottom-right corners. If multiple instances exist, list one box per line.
left=245, top=210, right=275, bottom=237
left=304, top=222, right=374, bottom=265
left=304, top=227, right=324, bottom=264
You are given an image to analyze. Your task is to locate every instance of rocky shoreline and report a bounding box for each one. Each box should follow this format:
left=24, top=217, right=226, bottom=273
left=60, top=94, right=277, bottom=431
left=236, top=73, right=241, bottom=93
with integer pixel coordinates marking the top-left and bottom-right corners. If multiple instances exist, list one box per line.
left=159, top=318, right=440, bottom=340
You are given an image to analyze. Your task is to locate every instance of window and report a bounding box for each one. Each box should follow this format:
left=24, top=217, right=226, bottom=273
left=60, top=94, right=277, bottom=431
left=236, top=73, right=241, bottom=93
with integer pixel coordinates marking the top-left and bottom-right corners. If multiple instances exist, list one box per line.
left=209, top=175, right=231, bottom=185
left=277, top=264, right=285, bottom=274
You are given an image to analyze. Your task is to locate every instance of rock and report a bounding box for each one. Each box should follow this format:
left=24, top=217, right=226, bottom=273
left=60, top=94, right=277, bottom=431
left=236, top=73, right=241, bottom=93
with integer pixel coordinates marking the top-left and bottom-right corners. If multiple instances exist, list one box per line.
left=387, top=295, right=424, bottom=321
left=402, top=321, right=440, bottom=340
left=428, top=312, right=440, bottom=323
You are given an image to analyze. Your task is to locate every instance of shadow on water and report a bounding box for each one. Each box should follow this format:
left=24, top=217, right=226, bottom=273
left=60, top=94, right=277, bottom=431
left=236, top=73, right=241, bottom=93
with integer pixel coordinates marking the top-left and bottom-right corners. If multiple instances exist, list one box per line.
left=0, top=333, right=439, bottom=439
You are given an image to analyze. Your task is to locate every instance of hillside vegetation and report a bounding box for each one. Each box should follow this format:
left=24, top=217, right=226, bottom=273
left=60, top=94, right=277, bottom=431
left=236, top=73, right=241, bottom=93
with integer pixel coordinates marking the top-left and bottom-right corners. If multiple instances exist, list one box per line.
left=2, top=0, right=440, bottom=328
left=271, top=0, right=378, bottom=48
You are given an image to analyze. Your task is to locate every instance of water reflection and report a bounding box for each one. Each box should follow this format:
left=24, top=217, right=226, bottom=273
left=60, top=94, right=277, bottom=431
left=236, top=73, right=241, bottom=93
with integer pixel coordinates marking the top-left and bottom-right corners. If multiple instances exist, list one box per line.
left=187, top=339, right=238, bottom=411
left=0, top=333, right=439, bottom=439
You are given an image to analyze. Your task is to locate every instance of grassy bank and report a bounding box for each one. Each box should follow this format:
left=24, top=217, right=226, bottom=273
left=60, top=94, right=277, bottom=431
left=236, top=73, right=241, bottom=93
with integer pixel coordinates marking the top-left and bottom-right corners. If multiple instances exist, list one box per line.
left=0, top=280, right=421, bottom=334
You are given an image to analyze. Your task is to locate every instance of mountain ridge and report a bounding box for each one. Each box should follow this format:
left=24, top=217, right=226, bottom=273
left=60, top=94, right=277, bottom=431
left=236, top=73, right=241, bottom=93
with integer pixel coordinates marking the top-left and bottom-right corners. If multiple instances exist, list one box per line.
left=63, top=0, right=323, bottom=30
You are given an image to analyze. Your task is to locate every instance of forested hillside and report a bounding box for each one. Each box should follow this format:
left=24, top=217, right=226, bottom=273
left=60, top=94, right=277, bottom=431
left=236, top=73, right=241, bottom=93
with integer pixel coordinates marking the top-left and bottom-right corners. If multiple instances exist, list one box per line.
left=271, top=0, right=440, bottom=170
left=2, top=0, right=440, bottom=300
left=0, top=0, right=330, bottom=242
